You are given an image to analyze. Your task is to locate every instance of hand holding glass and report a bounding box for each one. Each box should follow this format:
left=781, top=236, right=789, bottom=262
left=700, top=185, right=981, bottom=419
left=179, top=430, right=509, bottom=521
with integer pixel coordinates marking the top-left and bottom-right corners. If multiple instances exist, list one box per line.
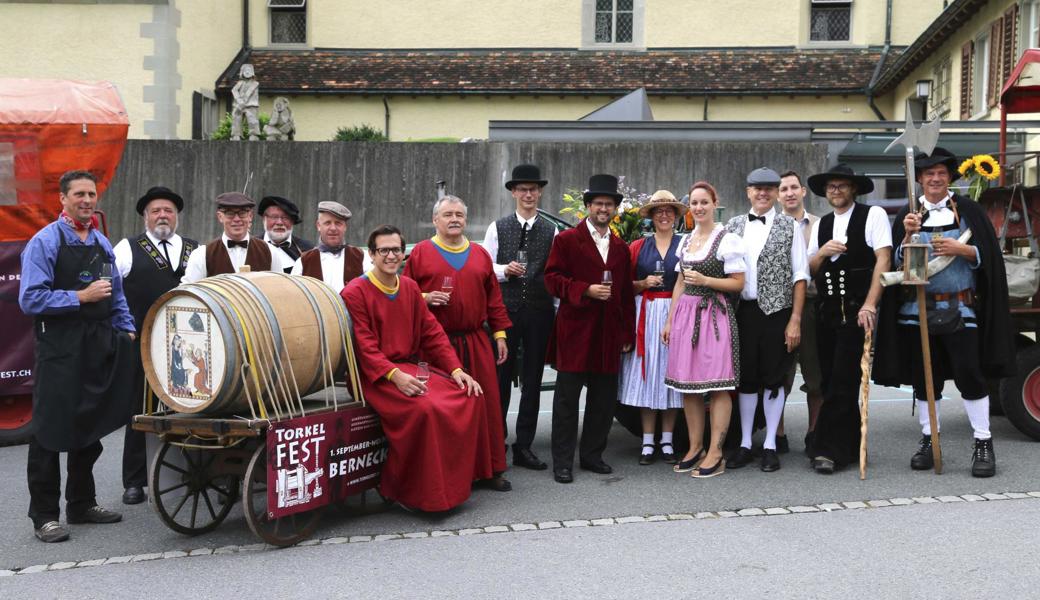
left=516, top=250, right=528, bottom=273
left=441, top=276, right=454, bottom=303
left=416, top=362, right=430, bottom=395
left=99, top=263, right=113, bottom=282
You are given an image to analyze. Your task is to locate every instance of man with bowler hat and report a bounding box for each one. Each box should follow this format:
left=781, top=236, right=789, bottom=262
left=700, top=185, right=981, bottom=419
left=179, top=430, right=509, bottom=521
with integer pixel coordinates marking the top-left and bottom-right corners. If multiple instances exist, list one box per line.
left=482, top=164, right=558, bottom=470
left=113, top=186, right=198, bottom=503
left=182, top=192, right=292, bottom=283
left=259, top=195, right=314, bottom=272
left=543, top=173, right=635, bottom=483
left=291, top=201, right=368, bottom=293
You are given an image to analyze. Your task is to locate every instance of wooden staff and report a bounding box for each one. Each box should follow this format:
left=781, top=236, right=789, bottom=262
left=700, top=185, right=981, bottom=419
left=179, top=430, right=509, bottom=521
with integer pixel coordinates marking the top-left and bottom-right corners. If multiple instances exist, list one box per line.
left=916, top=286, right=943, bottom=474
left=859, top=329, right=873, bottom=480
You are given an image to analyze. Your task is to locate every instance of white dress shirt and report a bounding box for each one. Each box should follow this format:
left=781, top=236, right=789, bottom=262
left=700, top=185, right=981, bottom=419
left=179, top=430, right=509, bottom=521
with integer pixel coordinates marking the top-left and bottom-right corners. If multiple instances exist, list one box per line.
left=585, top=219, right=611, bottom=263
left=290, top=247, right=374, bottom=293
left=807, top=204, right=893, bottom=262
left=113, top=231, right=184, bottom=278
left=264, top=231, right=297, bottom=267
left=181, top=233, right=291, bottom=284
left=481, top=212, right=559, bottom=282
left=740, top=207, right=810, bottom=301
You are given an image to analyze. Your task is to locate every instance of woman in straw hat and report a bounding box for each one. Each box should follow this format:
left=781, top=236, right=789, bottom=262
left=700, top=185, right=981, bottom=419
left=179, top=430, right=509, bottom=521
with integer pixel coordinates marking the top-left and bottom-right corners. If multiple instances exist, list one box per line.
left=618, top=190, right=686, bottom=465
left=662, top=182, right=747, bottom=478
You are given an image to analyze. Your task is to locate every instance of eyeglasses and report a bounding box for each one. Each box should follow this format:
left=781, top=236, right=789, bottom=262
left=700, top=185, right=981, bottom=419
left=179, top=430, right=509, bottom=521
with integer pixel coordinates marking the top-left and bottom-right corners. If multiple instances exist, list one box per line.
left=264, top=214, right=292, bottom=223
left=826, top=183, right=852, bottom=193
left=374, top=246, right=405, bottom=257
left=513, top=186, right=541, bottom=195
left=220, top=209, right=252, bottom=219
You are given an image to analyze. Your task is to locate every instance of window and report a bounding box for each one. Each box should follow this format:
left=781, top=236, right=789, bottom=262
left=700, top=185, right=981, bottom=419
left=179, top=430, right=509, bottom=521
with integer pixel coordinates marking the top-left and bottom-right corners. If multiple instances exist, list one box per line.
left=269, top=0, right=306, bottom=45
left=810, top=0, right=852, bottom=43
left=582, top=0, right=643, bottom=48
left=192, top=91, right=220, bottom=140
left=972, top=33, right=990, bottom=116
left=931, top=57, right=952, bottom=118
left=1025, top=0, right=1040, bottom=51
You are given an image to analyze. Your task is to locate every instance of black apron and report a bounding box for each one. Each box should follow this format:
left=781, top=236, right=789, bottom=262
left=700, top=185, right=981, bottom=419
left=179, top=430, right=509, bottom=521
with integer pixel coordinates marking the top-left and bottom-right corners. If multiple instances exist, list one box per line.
left=31, top=229, right=135, bottom=451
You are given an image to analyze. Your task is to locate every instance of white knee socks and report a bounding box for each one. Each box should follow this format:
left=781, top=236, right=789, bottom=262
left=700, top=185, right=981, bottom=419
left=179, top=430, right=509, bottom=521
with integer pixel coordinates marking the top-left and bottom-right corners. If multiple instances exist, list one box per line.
left=762, top=388, right=786, bottom=451
left=963, top=396, right=991, bottom=440
left=917, top=399, right=940, bottom=435
left=739, top=393, right=757, bottom=449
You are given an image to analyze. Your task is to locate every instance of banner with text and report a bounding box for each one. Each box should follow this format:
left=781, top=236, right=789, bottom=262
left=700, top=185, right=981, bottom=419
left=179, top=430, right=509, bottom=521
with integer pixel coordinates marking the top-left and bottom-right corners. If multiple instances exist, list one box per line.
left=0, top=241, right=34, bottom=395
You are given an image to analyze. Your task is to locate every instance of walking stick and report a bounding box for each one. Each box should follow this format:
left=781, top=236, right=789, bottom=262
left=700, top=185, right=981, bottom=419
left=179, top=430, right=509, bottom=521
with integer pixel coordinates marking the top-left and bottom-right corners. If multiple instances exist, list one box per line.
left=885, top=106, right=944, bottom=474
left=859, top=329, right=872, bottom=480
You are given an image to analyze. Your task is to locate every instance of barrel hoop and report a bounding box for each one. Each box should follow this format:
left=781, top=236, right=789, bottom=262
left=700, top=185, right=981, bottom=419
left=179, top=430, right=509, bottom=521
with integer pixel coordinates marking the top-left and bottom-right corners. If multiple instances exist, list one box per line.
left=167, top=285, right=243, bottom=415
left=283, top=275, right=334, bottom=402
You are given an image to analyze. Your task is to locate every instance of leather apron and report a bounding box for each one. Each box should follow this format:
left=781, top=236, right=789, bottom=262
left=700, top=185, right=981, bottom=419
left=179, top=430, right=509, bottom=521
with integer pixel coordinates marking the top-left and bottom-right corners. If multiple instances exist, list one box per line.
left=31, top=230, right=135, bottom=451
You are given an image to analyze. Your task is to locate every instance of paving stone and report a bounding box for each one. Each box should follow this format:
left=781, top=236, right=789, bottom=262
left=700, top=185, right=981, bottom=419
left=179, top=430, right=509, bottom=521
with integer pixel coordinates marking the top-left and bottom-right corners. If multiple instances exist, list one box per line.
left=562, top=520, right=590, bottom=527
left=374, top=533, right=403, bottom=541
left=667, top=513, right=694, bottom=520
left=239, top=543, right=267, bottom=552
left=616, top=516, right=647, bottom=524
left=982, top=493, right=1009, bottom=500
left=483, top=526, right=509, bottom=533
left=348, top=535, right=373, bottom=543
left=161, top=551, right=188, bottom=560
left=131, top=553, right=162, bottom=562
left=1005, top=492, right=1031, bottom=499
left=295, top=539, right=321, bottom=546
left=788, top=506, right=820, bottom=513
left=103, top=556, right=134, bottom=565
left=431, top=530, right=456, bottom=537
left=16, top=565, right=49, bottom=574
left=694, top=512, right=717, bottom=519
left=458, top=528, right=483, bottom=536
left=213, top=546, right=239, bottom=555
left=818, top=503, right=844, bottom=511
left=48, top=562, right=77, bottom=571
left=509, top=524, right=536, bottom=532
left=912, top=496, right=939, bottom=504
left=322, top=536, right=349, bottom=545
left=960, top=494, right=986, bottom=502
left=590, top=518, right=614, bottom=526
left=765, top=507, right=790, bottom=515
left=937, top=495, right=964, bottom=503
left=738, top=508, right=766, bottom=516
left=889, top=498, right=914, bottom=506
left=75, top=559, right=106, bottom=568
left=0, top=570, right=15, bottom=577
left=646, top=515, right=668, bottom=522
left=1027, top=491, right=1040, bottom=498
left=537, top=521, right=562, bottom=529
left=867, top=500, right=892, bottom=508
left=188, top=548, right=213, bottom=556
left=717, top=511, right=740, bottom=518
left=400, top=532, right=428, bottom=539
left=842, top=501, right=868, bottom=509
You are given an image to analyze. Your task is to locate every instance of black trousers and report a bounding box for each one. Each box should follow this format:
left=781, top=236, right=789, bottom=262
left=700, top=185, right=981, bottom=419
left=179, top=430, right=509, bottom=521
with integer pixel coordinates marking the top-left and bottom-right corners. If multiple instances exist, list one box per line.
left=497, top=306, right=555, bottom=450
left=813, top=315, right=866, bottom=466
left=551, top=370, right=618, bottom=469
left=905, top=325, right=988, bottom=401
left=27, top=437, right=103, bottom=528
left=736, top=303, right=795, bottom=395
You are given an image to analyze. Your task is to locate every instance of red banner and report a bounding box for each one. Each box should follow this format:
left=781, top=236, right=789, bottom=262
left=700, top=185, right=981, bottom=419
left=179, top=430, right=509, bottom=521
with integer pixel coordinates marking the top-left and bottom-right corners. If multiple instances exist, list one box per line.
left=266, top=404, right=387, bottom=518
left=0, top=241, right=33, bottom=395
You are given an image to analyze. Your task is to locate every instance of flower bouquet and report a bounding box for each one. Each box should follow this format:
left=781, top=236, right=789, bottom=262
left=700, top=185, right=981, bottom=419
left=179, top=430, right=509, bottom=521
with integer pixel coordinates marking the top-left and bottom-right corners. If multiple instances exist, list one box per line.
left=957, top=154, right=1001, bottom=201
left=559, top=176, right=653, bottom=243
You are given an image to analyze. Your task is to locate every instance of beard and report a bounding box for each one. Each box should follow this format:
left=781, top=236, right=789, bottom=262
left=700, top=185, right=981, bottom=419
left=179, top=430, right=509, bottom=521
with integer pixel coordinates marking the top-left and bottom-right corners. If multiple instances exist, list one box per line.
left=150, top=223, right=175, bottom=240
left=267, top=229, right=291, bottom=244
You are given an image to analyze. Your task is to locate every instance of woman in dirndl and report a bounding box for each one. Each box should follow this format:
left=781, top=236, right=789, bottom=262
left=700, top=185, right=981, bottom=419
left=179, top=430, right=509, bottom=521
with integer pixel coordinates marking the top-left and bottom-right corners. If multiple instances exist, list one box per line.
left=618, top=190, right=686, bottom=465
left=663, top=181, right=747, bottom=478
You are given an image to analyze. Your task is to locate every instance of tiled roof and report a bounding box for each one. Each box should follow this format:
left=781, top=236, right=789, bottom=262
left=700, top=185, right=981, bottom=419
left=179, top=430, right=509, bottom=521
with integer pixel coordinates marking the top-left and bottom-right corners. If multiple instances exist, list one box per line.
left=216, top=47, right=901, bottom=96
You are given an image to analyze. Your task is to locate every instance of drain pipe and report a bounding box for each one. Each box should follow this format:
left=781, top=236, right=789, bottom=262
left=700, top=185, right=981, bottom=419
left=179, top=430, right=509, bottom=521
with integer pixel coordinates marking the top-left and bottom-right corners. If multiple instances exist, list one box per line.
left=866, top=0, right=893, bottom=120
left=242, top=0, right=250, bottom=49
left=383, top=95, right=391, bottom=139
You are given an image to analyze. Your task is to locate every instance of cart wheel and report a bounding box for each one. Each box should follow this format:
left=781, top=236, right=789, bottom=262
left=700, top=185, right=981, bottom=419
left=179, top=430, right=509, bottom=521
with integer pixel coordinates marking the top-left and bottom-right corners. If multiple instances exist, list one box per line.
left=242, top=443, right=324, bottom=547
left=149, top=442, right=238, bottom=535
left=1000, top=344, right=1040, bottom=441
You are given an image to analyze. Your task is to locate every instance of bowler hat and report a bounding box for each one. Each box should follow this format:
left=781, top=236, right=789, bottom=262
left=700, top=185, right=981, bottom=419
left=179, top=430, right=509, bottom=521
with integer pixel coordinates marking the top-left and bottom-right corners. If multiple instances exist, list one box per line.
left=136, top=186, right=184, bottom=215
left=317, top=201, right=352, bottom=221
left=914, top=147, right=960, bottom=180
left=215, top=192, right=255, bottom=208
left=807, top=163, right=875, bottom=197
left=258, top=195, right=302, bottom=224
left=638, top=189, right=687, bottom=218
left=505, top=164, right=548, bottom=190
left=582, top=174, right=624, bottom=204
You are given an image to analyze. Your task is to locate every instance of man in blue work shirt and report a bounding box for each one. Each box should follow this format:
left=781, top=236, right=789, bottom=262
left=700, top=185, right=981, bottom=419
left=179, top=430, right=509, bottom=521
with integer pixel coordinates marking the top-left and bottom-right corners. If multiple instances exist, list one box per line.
left=19, top=170, right=136, bottom=543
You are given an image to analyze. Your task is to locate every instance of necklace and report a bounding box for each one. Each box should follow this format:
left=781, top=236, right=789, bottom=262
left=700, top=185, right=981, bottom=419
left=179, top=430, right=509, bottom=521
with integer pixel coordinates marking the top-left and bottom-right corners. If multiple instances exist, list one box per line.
left=687, top=226, right=716, bottom=252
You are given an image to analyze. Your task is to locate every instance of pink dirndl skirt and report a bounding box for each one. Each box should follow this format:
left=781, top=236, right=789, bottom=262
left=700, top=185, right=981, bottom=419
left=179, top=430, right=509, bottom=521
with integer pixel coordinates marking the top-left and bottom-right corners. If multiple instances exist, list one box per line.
left=664, top=292, right=739, bottom=393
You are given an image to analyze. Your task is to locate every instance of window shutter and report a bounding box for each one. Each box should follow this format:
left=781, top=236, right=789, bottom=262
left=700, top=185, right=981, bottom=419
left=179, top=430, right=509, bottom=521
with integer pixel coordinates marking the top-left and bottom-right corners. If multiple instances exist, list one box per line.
left=961, top=40, right=974, bottom=119
left=1002, top=4, right=1019, bottom=85
left=989, top=19, right=1003, bottom=108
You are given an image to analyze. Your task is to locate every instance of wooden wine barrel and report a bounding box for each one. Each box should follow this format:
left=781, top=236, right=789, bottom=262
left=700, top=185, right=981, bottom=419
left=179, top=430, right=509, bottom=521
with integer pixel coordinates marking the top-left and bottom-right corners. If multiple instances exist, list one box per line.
left=141, top=272, right=351, bottom=415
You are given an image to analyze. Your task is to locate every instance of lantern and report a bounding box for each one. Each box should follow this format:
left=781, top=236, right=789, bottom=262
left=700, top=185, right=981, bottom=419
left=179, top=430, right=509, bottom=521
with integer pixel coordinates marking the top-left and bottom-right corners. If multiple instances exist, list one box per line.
left=902, top=233, right=930, bottom=285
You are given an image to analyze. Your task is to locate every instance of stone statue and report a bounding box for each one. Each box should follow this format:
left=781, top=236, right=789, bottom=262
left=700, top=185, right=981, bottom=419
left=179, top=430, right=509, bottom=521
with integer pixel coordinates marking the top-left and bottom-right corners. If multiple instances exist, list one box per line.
left=231, top=63, right=260, bottom=141
left=264, top=96, right=295, bottom=141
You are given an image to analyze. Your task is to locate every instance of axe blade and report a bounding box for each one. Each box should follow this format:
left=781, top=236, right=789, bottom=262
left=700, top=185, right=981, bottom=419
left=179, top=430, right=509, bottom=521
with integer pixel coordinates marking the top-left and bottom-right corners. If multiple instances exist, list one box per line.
left=883, top=102, right=943, bottom=156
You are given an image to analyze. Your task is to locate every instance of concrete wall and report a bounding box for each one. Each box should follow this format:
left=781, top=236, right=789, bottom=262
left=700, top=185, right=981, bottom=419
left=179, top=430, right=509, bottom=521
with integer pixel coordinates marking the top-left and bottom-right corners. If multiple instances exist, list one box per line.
left=99, top=140, right=828, bottom=246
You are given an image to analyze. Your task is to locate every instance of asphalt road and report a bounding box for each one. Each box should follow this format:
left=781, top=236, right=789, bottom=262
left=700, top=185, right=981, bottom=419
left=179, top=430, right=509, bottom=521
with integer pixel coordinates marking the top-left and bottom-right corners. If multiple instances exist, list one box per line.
left=2, top=378, right=1038, bottom=597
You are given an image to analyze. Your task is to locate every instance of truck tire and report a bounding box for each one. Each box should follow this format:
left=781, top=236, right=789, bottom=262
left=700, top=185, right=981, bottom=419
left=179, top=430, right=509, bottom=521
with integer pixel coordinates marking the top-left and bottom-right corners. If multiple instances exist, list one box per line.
left=999, top=344, right=1040, bottom=441
left=0, top=394, right=33, bottom=446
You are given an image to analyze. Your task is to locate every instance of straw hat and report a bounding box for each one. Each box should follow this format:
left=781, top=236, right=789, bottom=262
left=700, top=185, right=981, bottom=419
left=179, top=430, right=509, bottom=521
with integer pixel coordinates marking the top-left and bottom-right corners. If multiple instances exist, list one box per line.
left=638, top=189, right=687, bottom=218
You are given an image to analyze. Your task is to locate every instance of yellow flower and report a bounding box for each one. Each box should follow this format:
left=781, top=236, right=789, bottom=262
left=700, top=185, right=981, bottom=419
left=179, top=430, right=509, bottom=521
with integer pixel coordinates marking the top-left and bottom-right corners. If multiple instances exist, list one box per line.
left=609, top=224, right=621, bottom=237
left=971, top=154, right=1001, bottom=181
left=612, top=215, right=621, bottom=223
left=627, top=207, right=640, bottom=215
left=958, top=158, right=975, bottom=177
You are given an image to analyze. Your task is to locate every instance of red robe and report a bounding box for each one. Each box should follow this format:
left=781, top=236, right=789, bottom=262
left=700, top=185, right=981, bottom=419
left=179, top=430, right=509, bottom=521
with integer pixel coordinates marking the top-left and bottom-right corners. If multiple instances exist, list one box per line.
left=403, top=239, right=511, bottom=474
left=341, top=274, right=492, bottom=511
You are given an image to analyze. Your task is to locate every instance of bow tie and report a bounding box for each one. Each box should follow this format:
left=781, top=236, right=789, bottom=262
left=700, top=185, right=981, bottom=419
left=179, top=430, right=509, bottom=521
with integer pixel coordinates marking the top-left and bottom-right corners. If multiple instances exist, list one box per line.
left=925, top=203, right=949, bottom=213
left=227, top=239, right=248, bottom=249
left=747, top=213, right=767, bottom=224
left=274, top=240, right=292, bottom=251
left=319, top=244, right=344, bottom=254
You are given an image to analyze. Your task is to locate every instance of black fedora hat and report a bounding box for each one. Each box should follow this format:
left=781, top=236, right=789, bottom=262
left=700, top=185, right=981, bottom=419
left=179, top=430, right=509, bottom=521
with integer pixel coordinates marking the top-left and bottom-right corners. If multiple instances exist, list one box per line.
left=582, top=174, right=624, bottom=204
left=258, top=195, right=302, bottom=224
left=914, top=146, right=960, bottom=180
left=136, top=186, right=184, bottom=215
left=505, top=164, right=548, bottom=190
left=807, top=163, right=875, bottom=197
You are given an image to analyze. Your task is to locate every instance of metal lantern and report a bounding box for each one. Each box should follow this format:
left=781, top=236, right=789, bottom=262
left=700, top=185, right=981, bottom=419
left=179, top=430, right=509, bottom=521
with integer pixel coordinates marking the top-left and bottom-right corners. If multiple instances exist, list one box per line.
left=902, top=233, right=930, bottom=285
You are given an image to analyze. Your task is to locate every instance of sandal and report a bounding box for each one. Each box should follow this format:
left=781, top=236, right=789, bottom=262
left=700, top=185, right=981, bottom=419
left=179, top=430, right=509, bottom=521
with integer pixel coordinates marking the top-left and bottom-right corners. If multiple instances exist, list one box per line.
left=673, top=449, right=705, bottom=473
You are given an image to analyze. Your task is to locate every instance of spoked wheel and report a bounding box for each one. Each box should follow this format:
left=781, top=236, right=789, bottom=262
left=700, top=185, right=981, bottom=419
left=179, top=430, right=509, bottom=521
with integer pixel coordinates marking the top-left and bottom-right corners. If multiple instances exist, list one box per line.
left=149, top=442, right=241, bottom=535
left=242, top=443, right=325, bottom=547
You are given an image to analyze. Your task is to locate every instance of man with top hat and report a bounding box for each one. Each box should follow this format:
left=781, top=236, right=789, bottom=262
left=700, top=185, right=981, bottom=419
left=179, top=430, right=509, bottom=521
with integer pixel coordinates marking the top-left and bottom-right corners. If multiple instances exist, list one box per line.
left=481, top=164, right=558, bottom=471
left=404, top=195, right=513, bottom=492
left=290, top=201, right=369, bottom=293
left=543, top=173, right=636, bottom=483
left=112, top=186, right=198, bottom=504
left=725, top=167, right=810, bottom=473
left=805, top=164, right=891, bottom=473
left=18, top=170, right=137, bottom=542
left=874, top=148, right=1014, bottom=477
left=259, top=195, right=314, bottom=273
left=181, top=192, right=292, bottom=283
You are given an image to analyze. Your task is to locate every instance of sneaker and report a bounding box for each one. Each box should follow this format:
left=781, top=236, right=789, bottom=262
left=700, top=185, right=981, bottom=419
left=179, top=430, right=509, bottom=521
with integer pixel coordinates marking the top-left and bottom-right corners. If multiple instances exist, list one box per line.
left=971, top=438, right=996, bottom=478
left=67, top=505, right=122, bottom=524
left=34, top=521, right=70, bottom=543
left=910, top=435, right=934, bottom=471
left=812, top=456, right=835, bottom=474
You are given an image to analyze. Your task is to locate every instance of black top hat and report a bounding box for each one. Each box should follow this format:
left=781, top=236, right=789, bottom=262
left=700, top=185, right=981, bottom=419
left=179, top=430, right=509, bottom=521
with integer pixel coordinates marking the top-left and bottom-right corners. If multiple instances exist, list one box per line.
left=582, top=174, right=624, bottom=204
left=505, top=164, right=548, bottom=190
left=136, top=186, right=184, bottom=215
left=258, top=195, right=302, bottom=224
left=914, top=146, right=960, bottom=180
left=807, top=163, right=875, bottom=197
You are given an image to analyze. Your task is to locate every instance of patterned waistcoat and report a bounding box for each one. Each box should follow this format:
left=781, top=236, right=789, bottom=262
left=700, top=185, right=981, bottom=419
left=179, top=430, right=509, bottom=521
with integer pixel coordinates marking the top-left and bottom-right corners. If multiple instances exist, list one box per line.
left=495, top=215, right=555, bottom=312
left=726, top=213, right=795, bottom=315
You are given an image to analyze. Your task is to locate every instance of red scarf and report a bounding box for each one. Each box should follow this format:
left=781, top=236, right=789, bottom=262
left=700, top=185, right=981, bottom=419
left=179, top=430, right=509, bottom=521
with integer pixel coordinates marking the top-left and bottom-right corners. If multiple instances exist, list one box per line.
left=59, top=210, right=98, bottom=231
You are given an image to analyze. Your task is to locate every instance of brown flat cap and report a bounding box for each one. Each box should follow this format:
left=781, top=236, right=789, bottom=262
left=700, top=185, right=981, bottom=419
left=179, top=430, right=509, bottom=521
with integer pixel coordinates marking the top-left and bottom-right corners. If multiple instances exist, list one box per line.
left=215, top=192, right=255, bottom=208
left=317, top=201, right=352, bottom=221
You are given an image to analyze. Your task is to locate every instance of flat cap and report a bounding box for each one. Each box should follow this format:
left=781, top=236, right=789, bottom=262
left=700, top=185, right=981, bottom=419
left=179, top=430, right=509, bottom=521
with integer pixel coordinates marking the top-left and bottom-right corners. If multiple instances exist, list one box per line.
left=746, top=167, right=781, bottom=187
left=258, top=195, right=302, bottom=224
left=317, top=201, right=352, bottom=221
left=215, top=192, right=255, bottom=208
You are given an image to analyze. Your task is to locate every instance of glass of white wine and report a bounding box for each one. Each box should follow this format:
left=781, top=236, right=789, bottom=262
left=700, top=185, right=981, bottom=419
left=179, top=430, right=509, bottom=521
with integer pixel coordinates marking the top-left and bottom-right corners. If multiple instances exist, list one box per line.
left=99, top=263, right=113, bottom=282
left=416, top=361, right=430, bottom=395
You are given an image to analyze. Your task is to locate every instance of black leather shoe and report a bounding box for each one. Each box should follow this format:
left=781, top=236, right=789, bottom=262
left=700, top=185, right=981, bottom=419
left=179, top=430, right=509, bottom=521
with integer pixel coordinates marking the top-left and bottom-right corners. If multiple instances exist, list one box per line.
left=579, top=460, right=613, bottom=474
left=803, top=431, right=816, bottom=458
left=476, top=475, right=513, bottom=492
left=67, top=505, right=122, bottom=524
left=971, top=438, right=996, bottom=478
left=122, top=486, right=146, bottom=505
left=911, top=435, right=934, bottom=470
left=760, top=449, right=781, bottom=472
left=553, top=468, right=573, bottom=484
left=812, top=456, right=835, bottom=474
left=34, top=521, right=70, bottom=543
left=513, top=447, right=548, bottom=471
left=776, top=435, right=790, bottom=454
left=638, top=444, right=656, bottom=465
left=728, top=446, right=755, bottom=469
left=659, top=444, right=677, bottom=464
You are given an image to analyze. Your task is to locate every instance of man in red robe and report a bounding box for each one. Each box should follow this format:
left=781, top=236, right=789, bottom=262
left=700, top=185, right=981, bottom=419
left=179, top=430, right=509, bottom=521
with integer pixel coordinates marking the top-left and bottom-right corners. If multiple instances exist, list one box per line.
left=341, top=225, right=488, bottom=512
left=403, top=195, right=513, bottom=492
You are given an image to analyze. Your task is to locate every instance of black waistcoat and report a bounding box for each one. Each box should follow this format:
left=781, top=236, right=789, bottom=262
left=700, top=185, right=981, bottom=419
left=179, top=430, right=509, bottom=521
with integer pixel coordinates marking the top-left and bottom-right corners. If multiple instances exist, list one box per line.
left=123, top=234, right=198, bottom=331
left=814, top=202, right=876, bottom=312
left=495, top=215, right=555, bottom=312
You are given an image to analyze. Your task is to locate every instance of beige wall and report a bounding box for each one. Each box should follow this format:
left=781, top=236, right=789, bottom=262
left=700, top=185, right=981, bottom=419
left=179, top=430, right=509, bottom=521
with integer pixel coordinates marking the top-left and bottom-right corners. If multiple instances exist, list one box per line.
left=177, top=0, right=243, bottom=140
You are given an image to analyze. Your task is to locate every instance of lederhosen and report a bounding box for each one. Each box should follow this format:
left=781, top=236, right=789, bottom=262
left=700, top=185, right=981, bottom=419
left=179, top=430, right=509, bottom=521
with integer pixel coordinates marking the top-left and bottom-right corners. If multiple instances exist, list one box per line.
left=812, top=203, right=876, bottom=465
left=28, top=229, right=135, bottom=526
left=120, top=234, right=197, bottom=488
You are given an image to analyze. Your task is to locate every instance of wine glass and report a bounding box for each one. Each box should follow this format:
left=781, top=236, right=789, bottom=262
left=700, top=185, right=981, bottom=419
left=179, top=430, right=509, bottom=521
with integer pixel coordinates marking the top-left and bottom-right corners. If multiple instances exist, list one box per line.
left=99, top=263, right=113, bottom=282
left=601, top=270, right=612, bottom=288
left=653, top=260, right=665, bottom=287
left=516, top=250, right=528, bottom=273
left=441, top=276, right=454, bottom=304
left=416, top=362, right=430, bottom=395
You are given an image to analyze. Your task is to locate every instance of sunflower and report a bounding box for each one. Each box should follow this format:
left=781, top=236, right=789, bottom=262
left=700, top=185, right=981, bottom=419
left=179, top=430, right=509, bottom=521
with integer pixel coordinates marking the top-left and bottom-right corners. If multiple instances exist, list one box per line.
left=958, top=158, right=975, bottom=178
left=612, top=214, right=621, bottom=223
left=971, top=154, right=1001, bottom=181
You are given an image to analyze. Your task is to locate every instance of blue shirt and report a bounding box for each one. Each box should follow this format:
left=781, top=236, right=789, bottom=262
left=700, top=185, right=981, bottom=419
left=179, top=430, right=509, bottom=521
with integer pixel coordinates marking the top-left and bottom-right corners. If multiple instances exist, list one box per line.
left=18, top=220, right=135, bottom=333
